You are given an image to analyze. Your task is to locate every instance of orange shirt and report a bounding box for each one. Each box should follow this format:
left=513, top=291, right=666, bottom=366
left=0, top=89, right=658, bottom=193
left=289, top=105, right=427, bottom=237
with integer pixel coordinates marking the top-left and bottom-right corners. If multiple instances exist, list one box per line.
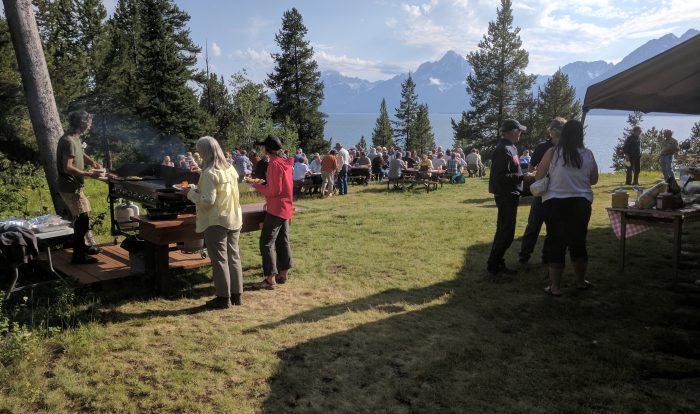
left=321, top=155, right=338, bottom=173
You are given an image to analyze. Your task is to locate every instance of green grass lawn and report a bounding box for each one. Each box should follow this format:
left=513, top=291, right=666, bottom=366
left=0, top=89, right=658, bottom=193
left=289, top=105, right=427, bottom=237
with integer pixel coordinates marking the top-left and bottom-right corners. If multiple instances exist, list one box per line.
left=2, top=172, right=700, bottom=413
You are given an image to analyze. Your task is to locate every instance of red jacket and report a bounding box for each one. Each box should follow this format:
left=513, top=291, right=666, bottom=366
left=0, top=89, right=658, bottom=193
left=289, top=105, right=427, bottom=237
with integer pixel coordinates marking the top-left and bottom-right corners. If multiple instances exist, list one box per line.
left=253, top=154, right=294, bottom=219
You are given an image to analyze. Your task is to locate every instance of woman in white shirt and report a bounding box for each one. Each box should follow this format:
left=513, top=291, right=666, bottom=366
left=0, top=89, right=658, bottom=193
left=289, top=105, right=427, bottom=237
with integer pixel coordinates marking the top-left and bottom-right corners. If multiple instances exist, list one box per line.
left=309, top=154, right=322, bottom=173
left=293, top=157, right=311, bottom=181
left=535, top=120, right=599, bottom=296
left=182, top=136, right=243, bottom=308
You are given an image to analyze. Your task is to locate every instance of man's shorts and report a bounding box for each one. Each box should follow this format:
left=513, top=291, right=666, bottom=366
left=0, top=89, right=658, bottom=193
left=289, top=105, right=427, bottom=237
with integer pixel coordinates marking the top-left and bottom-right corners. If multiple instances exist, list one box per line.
left=60, top=190, right=92, bottom=216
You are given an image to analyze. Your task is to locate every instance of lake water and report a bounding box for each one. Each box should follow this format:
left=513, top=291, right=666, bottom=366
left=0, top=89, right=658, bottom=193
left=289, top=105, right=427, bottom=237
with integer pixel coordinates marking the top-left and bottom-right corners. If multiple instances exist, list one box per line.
left=324, top=113, right=699, bottom=172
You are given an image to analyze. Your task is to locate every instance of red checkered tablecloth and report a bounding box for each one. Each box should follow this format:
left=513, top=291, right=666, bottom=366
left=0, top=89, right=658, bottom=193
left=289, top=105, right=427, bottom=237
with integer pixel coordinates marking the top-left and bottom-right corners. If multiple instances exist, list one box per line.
left=607, top=209, right=651, bottom=239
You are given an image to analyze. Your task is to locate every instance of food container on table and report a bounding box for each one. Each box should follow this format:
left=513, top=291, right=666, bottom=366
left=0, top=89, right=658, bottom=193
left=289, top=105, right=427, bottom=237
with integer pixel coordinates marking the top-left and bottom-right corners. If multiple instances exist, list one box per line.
left=611, top=189, right=629, bottom=208
left=656, top=192, right=674, bottom=210
left=635, top=182, right=668, bottom=209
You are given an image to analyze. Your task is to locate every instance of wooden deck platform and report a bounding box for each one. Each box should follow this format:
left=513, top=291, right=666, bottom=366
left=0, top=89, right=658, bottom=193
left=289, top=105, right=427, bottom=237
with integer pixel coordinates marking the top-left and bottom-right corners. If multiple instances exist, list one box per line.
left=52, top=244, right=211, bottom=285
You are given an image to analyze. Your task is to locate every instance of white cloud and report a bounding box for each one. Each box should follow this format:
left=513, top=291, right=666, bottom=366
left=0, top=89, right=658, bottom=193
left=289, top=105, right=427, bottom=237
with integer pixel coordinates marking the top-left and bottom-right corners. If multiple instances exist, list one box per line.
left=211, top=42, right=222, bottom=57
left=315, top=51, right=405, bottom=81
left=429, top=77, right=442, bottom=85
left=385, top=17, right=398, bottom=28
left=233, top=48, right=273, bottom=66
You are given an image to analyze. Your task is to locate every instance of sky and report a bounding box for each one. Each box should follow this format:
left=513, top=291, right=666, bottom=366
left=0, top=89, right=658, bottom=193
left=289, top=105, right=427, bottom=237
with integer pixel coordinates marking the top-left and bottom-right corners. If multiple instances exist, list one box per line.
left=103, top=0, right=700, bottom=83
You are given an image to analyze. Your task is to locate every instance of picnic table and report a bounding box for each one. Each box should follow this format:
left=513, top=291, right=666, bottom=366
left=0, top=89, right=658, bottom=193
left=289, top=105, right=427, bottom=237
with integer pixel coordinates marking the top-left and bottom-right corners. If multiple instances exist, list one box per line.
left=348, top=166, right=371, bottom=185
left=607, top=205, right=700, bottom=280
left=134, top=203, right=267, bottom=291
left=388, top=168, right=446, bottom=192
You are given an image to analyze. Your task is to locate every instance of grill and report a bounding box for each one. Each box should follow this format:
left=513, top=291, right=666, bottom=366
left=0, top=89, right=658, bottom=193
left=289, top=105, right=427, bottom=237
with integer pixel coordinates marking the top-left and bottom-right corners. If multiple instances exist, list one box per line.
left=108, top=163, right=200, bottom=236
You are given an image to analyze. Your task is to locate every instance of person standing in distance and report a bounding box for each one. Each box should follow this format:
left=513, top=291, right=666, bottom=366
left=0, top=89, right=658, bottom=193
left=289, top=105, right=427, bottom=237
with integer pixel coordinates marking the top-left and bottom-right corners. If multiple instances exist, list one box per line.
left=658, top=129, right=679, bottom=181
left=335, top=142, right=350, bottom=195
left=487, top=119, right=526, bottom=280
left=623, top=125, right=642, bottom=186
left=56, top=110, right=103, bottom=264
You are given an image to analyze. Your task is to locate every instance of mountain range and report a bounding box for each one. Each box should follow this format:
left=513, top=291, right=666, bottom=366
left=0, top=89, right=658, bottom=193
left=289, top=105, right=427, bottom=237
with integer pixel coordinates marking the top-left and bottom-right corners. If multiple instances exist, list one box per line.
left=319, top=29, right=699, bottom=114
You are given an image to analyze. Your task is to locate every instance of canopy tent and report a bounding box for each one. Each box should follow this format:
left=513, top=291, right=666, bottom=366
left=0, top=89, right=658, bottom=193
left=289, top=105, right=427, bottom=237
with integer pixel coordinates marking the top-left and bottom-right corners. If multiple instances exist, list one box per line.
left=582, top=34, right=700, bottom=120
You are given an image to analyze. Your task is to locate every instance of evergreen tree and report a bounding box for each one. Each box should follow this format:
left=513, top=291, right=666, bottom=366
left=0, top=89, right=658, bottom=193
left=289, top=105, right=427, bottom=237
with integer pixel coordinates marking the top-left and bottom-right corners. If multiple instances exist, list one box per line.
left=137, top=0, right=205, bottom=146
left=679, top=122, right=700, bottom=159
left=230, top=71, right=275, bottom=152
left=371, top=98, right=393, bottom=148
left=527, top=69, right=581, bottom=148
left=36, top=0, right=89, bottom=113
left=452, top=111, right=478, bottom=151
left=464, top=0, right=535, bottom=157
left=356, top=136, right=367, bottom=152
left=610, top=112, right=666, bottom=172
left=412, top=104, right=435, bottom=153
left=198, top=73, right=234, bottom=143
left=77, top=0, right=108, bottom=92
left=266, top=8, right=327, bottom=153
left=393, top=73, right=418, bottom=149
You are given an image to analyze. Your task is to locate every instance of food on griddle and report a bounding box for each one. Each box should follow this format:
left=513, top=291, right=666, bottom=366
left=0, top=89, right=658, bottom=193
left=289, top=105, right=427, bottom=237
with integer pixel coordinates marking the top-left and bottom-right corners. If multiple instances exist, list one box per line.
left=126, top=176, right=142, bottom=180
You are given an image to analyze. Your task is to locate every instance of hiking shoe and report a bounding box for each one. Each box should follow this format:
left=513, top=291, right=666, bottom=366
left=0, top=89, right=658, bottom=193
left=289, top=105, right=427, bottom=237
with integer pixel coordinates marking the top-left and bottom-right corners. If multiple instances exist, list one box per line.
left=231, top=294, right=242, bottom=306
left=205, top=296, right=232, bottom=309
left=500, top=267, right=518, bottom=276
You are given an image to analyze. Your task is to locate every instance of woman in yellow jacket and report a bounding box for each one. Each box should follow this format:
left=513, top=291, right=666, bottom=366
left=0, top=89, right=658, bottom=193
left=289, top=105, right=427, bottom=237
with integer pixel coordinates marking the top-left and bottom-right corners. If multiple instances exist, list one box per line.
left=182, top=136, right=243, bottom=309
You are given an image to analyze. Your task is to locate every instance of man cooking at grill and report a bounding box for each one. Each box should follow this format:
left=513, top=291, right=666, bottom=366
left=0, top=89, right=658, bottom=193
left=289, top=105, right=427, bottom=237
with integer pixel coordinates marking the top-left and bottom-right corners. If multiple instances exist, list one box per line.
left=56, top=110, right=104, bottom=264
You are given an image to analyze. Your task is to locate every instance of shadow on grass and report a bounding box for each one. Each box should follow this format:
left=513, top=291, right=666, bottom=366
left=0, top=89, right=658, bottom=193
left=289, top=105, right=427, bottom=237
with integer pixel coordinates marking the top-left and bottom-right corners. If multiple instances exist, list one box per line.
left=260, top=226, right=700, bottom=412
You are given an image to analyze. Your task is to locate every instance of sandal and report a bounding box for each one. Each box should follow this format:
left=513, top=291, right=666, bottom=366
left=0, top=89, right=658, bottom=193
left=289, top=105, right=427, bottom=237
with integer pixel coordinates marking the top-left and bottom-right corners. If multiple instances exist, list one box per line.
left=577, top=280, right=593, bottom=290
left=544, top=286, right=562, bottom=297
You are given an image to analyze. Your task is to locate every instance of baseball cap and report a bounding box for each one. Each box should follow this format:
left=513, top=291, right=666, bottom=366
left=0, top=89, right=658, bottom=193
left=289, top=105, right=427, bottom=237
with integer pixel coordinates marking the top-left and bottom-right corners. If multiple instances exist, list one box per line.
left=500, top=119, right=527, bottom=132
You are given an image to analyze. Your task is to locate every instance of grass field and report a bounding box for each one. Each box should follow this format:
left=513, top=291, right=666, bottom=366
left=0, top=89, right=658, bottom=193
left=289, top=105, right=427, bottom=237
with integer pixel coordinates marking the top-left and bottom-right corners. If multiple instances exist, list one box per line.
left=1, top=172, right=700, bottom=413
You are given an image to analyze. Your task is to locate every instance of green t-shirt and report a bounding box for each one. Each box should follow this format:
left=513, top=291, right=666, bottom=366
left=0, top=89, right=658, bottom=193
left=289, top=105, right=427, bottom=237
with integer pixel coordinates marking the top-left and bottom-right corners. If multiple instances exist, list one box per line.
left=56, top=133, right=84, bottom=193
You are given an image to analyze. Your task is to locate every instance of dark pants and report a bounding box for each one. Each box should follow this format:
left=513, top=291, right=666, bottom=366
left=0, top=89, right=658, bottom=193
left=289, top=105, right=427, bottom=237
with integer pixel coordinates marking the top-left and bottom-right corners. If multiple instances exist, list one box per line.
left=542, top=197, right=591, bottom=267
left=487, top=194, right=519, bottom=273
left=259, top=213, right=293, bottom=276
left=338, top=164, right=348, bottom=195
left=519, top=196, right=549, bottom=263
left=625, top=156, right=641, bottom=185
left=72, top=213, right=89, bottom=259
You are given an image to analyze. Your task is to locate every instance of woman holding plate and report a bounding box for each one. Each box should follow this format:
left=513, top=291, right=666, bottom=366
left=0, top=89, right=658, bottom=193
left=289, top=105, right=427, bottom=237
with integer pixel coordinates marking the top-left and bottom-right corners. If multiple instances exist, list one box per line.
left=180, top=136, right=243, bottom=309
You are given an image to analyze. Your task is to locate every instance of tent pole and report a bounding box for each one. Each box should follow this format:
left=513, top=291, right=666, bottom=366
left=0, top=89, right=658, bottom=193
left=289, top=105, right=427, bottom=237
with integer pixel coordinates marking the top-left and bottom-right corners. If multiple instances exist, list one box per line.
left=581, top=109, right=588, bottom=126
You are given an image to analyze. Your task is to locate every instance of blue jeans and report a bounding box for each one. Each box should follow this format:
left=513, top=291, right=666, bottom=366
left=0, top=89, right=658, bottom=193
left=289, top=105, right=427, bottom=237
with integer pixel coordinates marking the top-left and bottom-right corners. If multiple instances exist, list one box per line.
left=659, top=155, right=673, bottom=180
left=338, top=165, right=348, bottom=195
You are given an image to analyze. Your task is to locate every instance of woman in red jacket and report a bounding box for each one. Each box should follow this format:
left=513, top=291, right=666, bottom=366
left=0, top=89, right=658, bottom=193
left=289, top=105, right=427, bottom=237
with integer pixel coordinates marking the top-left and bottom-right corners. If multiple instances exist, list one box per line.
left=251, top=135, right=295, bottom=288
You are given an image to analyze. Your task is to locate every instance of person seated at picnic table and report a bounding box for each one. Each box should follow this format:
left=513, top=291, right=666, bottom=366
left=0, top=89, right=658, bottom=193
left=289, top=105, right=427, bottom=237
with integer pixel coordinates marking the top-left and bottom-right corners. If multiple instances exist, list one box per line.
left=162, top=155, right=174, bottom=167
left=368, top=147, right=378, bottom=160
left=447, top=152, right=465, bottom=182
left=388, top=152, right=408, bottom=180
left=433, top=153, right=447, bottom=171
left=321, top=149, right=338, bottom=197
left=178, top=154, right=189, bottom=170
left=371, top=151, right=387, bottom=181
left=181, top=136, right=243, bottom=309
left=309, top=153, right=322, bottom=173
left=292, top=156, right=311, bottom=187
left=404, top=151, right=417, bottom=168
left=419, top=154, right=433, bottom=178
left=519, top=150, right=531, bottom=167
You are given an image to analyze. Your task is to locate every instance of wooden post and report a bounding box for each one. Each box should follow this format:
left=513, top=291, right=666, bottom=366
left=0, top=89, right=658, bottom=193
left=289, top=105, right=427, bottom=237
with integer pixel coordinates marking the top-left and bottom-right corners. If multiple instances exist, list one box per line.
left=2, top=0, right=67, bottom=215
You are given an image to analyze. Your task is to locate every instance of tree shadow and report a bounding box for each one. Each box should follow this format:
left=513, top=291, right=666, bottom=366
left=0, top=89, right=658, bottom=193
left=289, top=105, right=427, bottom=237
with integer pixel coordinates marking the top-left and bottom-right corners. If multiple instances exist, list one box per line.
left=260, top=226, right=700, bottom=412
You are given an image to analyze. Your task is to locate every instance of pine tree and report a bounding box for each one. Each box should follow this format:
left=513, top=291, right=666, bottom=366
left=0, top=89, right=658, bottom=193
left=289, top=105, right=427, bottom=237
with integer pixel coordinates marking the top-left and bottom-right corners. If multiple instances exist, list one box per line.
left=527, top=69, right=581, bottom=148
left=266, top=8, right=327, bottom=153
left=412, top=104, right=435, bottom=153
left=199, top=73, right=234, bottom=143
left=371, top=98, right=393, bottom=148
left=393, top=73, right=418, bottom=149
left=680, top=122, right=700, bottom=160
left=231, top=71, right=275, bottom=152
left=465, top=0, right=535, bottom=157
left=77, top=0, right=108, bottom=92
left=137, top=0, right=204, bottom=146
left=452, top=111, right=478, bottom=151
left=356, top=135, right=367, bottom=152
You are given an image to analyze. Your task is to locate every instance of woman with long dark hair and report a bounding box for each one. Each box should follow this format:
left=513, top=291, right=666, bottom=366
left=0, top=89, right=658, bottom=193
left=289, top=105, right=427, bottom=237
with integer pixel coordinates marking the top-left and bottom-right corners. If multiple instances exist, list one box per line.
left=534, top=120, right=599, bottom=296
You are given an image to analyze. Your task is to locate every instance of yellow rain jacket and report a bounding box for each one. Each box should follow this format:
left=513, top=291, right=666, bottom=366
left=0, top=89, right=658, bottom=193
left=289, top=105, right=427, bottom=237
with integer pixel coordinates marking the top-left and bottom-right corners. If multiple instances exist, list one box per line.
left=187, top=165, right=242, bottom=233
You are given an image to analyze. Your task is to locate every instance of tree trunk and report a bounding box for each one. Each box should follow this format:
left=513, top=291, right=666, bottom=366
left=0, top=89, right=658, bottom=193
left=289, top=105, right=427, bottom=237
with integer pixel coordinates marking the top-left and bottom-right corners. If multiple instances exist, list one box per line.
left=3, top=0, right=67, bottom=215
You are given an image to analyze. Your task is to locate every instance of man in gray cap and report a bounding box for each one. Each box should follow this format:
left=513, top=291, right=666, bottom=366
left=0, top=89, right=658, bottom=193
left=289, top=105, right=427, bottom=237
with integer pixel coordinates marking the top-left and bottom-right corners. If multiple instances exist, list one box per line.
left=487, top=119, right=526, bottom=280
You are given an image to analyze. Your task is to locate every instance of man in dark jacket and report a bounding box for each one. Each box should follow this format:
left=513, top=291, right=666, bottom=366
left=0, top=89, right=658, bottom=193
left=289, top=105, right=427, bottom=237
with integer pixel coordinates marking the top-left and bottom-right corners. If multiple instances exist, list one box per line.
left=623, top=125, right=642, bottom=185
left=487, top=119, right=526, bottom=279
